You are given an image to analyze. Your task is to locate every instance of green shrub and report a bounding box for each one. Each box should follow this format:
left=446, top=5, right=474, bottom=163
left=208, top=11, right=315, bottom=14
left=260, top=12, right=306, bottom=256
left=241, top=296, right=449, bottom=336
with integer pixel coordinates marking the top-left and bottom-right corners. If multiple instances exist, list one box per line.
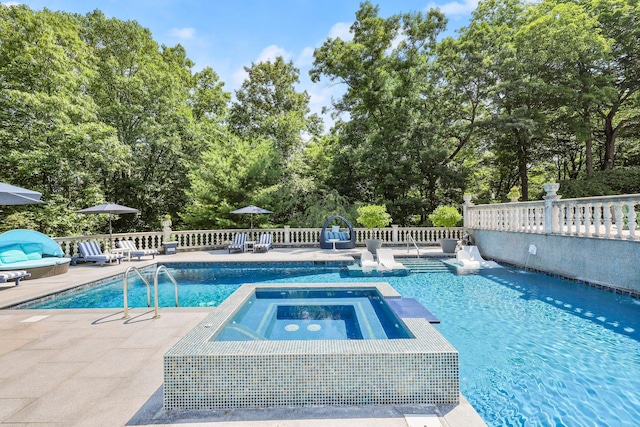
left=560, top=167, right=640, bottom=198
left=428, top=205, right=462, bottom=227
left=356, top=205, right=392, bottom=229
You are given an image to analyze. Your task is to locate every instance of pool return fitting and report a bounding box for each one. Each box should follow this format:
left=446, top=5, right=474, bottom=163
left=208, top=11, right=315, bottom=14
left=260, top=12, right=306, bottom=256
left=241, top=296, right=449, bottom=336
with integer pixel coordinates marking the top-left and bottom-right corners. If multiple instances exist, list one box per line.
left=524, top=244, right=537, bottom=270
left=123, top=265, right=179, bottom=319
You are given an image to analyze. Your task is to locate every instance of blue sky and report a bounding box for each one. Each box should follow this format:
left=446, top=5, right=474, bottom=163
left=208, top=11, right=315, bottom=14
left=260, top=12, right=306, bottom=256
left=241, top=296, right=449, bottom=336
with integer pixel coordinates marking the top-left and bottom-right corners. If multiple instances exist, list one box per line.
left=5, top=0, right=478, bottom=125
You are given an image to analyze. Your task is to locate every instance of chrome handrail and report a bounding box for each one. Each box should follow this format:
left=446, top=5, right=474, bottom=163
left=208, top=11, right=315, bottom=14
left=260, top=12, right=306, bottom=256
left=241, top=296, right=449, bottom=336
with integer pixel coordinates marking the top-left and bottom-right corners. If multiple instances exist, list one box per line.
left=406, top=234, right=420, bottom=258
left=123, top=266, right=151, bottom=319
left=153, top=265, right=179, bottom=319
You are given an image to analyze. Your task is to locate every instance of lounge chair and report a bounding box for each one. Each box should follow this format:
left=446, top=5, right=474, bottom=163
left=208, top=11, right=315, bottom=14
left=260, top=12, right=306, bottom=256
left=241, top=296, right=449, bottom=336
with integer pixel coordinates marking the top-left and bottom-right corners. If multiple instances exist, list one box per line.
left=376, top=248, right=406, bottom=272
left=228, top=233, right=248, bottom=253
left=116, top=239, right=158, bottom=261
left=254, top=233, right=273, bottom=252
left=360, top=250, right=379, bottom=273
left=0, top=270, right=31, bottom=285
left=457, top=246, right=501, bottom=268
left=77, top=241, right=124, bottom=266
left=455, top=249, right=481, bottom=268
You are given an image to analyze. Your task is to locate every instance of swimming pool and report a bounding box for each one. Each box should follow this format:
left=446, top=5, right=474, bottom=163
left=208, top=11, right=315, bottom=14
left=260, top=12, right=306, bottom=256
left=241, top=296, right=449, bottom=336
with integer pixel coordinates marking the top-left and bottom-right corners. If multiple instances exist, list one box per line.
left=18, top=261, right=640, bottom=426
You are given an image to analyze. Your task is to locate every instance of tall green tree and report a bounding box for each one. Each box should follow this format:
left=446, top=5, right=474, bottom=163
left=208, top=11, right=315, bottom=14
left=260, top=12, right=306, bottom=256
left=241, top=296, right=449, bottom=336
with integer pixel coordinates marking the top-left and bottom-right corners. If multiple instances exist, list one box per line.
left=0, top=5, right=127, bottom=235
left=229, top=57, right=322, bottom=162
left=82, top=11, right=210, bottom=230
left=311, top=2, right=464, bottom=223
left=585, top=0, right=640, bottom=170
left=182, top=131, right=282, bottom=229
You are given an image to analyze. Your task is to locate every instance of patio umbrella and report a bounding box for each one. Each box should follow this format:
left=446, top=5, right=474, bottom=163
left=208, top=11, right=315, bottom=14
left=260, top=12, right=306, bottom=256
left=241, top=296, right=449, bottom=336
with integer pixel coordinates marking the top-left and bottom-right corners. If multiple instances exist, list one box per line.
left=0, top=182, right=44, bottom=205
left=76, top=203, right=139, bottom=240
left=231, top=205, right=273, bottom=229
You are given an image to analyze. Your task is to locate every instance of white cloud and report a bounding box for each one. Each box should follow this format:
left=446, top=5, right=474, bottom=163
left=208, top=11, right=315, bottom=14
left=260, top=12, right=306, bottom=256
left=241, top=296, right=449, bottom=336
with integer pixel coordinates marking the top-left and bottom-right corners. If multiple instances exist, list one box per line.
left=168, top=27, right=196, bottom=40
left=256, top=44, right=291, bottom=63
left=328, top=22, right=353, bottom=41
left=427, top=0, right=478, bottom=16
left=296, top=47, right=315, bottom=68
left=293, top=21, right=353, bottom=75
left=231, top=67, right=248, bottom=87
left=1, top=1, right=20, bottom=6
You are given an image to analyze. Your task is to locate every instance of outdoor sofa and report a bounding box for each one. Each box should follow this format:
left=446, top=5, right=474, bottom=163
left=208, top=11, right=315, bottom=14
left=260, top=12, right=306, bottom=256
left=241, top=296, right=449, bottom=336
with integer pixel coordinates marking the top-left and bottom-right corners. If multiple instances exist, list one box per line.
left=0, top=230, right=71, bottom=279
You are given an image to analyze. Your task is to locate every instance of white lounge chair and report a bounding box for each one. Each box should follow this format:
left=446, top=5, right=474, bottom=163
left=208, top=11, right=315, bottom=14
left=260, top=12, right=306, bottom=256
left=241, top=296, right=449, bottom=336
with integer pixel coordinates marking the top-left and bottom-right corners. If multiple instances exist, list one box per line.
left=456, top=249, right=481, bottom=268
left=360, top=250, right=379, bottom=273
left=0, top=270, right=31, bottom=285
left=458, top=246, right=501, bottom=268
left=376, top=248, right=405, bottom=272
left=116, top=239, right=158, bottom=260
left=77, top=241, right=124, bottom=266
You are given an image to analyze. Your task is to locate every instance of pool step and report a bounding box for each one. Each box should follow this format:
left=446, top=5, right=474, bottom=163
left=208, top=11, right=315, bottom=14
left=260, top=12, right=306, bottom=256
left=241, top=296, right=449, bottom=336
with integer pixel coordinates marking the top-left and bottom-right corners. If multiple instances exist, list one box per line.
left=397, top=258, right=452, bottom=274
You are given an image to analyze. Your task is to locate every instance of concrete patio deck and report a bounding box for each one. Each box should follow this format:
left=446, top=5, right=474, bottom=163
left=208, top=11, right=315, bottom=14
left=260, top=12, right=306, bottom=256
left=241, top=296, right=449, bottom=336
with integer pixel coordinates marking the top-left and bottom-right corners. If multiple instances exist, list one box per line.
left=0, top=247, right=486, bottom=427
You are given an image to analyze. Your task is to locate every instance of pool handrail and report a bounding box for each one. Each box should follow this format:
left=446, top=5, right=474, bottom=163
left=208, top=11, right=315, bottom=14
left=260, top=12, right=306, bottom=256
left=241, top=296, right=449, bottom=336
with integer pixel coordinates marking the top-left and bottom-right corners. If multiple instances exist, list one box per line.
left=123, top=266, right=152, bottom=319
left=406, top=234, right=420, bottom=258
left=153, top=265, right=179, bottom=318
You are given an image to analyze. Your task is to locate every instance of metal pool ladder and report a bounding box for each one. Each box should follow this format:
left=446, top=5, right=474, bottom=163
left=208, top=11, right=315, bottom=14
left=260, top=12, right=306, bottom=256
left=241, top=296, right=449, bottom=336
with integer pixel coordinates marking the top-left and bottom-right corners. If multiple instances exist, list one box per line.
left=123, top=265, right=179, bottom=319
left=406, top=235, right=420, bottom=258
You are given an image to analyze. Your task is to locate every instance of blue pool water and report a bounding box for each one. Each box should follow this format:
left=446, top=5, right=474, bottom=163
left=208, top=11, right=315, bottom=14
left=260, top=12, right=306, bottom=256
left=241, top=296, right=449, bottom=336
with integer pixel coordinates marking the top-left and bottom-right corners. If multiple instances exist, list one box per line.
left=22, top=262, right=640, bottom=426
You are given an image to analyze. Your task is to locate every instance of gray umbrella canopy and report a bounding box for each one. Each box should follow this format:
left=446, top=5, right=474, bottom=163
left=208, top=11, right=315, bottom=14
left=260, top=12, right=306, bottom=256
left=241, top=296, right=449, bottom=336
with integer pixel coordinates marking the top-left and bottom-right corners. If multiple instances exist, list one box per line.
left=77, top=203, right=139, bottom=238
left=231, top=205, right=273, bottom=229
left=0, top=182, right=44, bottom=205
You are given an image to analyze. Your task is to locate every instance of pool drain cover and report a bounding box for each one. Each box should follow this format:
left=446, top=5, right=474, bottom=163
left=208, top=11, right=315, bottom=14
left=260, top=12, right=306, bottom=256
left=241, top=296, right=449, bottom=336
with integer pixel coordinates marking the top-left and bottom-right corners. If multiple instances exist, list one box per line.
left=284, top=324, right=299, bottom=332
left=307, top=324, right=321, bottom=332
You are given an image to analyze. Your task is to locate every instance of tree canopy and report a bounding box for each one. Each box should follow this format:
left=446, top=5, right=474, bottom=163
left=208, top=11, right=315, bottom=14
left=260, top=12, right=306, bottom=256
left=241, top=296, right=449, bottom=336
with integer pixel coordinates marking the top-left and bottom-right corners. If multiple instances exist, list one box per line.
left=1, top=0, right=638, bottom=235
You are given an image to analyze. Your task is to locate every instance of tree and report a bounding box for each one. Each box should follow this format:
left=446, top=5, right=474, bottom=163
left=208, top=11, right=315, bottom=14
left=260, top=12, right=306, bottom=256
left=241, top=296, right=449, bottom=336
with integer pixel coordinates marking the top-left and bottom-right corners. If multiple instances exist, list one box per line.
left=182, top=132, right=282, bottom=229
left=0, top=5, right=127, bottom=235
left=82, top=11, right=214, bottom=230
left=229, top=57, right=322, bottom=161
left=586, top=0, right=640, bottom=170
left=310, top=1, right=464, bottom=224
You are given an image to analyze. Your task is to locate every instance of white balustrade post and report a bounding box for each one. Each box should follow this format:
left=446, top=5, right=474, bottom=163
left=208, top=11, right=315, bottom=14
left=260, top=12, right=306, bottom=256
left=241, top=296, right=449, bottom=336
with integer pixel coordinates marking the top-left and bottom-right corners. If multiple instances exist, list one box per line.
left=543, top=183, right=561, bottom=234
left=614, top=203, right=624, bottom=238
left=583, top=204, right=592, bottom=237
left=627, top=201, right=637, bottom=240
left=284, top=226, right=290, bottom=244
left=463, top=195, right=473, bottom=228
left=392, top=224, right=399, bottom=243
left=594, top=203, right=602, bottom=237
left=572, top=202, right=580, bottom=235
left=604, top=202, right=612, bottom=238
left=557, top=204, right=566, bottom=234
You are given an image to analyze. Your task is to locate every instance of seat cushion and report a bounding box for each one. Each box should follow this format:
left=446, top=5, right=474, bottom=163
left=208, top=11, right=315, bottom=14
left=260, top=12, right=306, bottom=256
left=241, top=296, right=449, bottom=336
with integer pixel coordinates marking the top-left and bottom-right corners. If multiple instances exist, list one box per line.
left=0, top=245, right=29, bottom=264
left=21, top=243, right=44, bottom=260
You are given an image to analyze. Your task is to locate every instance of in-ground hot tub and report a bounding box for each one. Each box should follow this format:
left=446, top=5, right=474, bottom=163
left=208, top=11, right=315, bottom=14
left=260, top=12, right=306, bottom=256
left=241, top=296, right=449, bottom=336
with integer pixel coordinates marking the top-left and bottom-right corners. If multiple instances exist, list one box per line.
left=214, top=287, right=414, bottom=341
left=164, top=282, right=459, bottom=409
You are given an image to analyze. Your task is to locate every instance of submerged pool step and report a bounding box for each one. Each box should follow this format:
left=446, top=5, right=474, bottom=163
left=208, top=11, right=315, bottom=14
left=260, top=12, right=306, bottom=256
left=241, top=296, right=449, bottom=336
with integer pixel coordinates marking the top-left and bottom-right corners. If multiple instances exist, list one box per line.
left=398, top=259, right=453, bottom=274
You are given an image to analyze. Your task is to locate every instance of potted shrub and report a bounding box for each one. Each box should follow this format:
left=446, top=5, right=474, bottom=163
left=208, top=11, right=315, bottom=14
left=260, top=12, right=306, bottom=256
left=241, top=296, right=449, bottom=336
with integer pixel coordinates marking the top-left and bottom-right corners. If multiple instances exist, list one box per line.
left=357, top=205, right=392, bottom=254
left=428, top=205, right=463, bottom=253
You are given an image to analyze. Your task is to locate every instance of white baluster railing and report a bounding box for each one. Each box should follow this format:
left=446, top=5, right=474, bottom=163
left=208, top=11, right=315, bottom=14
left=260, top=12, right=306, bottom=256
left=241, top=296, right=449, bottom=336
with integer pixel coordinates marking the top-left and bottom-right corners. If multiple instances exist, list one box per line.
left=53, top=226, right=465, bottom=255
left=463, top=187, right=640, bottom=241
